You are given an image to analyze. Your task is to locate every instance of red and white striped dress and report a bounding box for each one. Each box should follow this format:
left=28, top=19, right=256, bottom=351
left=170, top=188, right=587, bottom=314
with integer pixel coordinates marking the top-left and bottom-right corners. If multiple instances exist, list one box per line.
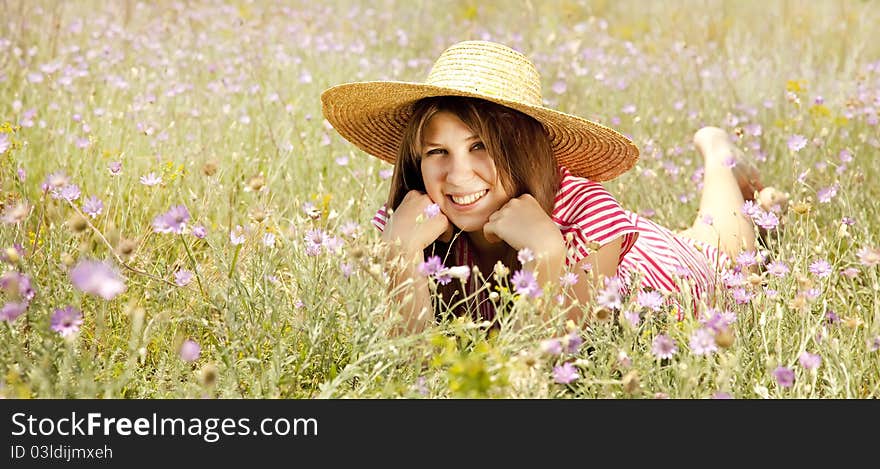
left=372, top=166, right=732, bottom=319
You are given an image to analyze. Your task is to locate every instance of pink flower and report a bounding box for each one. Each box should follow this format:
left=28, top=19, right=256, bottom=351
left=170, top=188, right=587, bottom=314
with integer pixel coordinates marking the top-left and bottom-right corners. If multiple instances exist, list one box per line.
left=856, top=247, right=880, bottom=267
left=798, top=352, right=821, bottom=370
left=787, top=134, right=807, bottom=152
left=69, top=259, right=126, bottom=300
left=773, top=366, right=795, bottom=388
left=552, top=362, right=579, bottom=384
left=651, top=334, right=678, bottom=359
left=179, top=339, right=201, bottom=362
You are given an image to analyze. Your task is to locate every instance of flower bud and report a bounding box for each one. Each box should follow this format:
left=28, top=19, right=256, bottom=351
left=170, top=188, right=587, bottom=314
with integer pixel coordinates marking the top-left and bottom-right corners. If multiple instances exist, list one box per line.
left=67, top=213, right=88, bottom=233
left=622, top=370, right=640, bottom=394
left=715, top=329, right=735, bottom=348
left=3, top=247, right=20, bottom=264
left=202, top=159, right=219, bottom=176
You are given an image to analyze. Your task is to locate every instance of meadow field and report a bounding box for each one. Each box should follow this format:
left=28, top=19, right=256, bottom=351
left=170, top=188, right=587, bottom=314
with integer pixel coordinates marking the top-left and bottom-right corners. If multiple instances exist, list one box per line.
left=1, top=0, right=879, bottom=398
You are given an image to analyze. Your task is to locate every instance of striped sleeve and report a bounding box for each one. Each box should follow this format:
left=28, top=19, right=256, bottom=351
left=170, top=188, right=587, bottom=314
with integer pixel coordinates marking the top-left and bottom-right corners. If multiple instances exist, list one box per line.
left=553, top=171, right=639, bottom=266
left=371, top=204, right=389, bottom=232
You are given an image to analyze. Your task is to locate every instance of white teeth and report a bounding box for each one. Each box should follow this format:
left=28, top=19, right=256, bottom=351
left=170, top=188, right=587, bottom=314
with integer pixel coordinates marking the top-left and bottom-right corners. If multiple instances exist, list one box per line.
left=451, top=190, right=488, bottom=205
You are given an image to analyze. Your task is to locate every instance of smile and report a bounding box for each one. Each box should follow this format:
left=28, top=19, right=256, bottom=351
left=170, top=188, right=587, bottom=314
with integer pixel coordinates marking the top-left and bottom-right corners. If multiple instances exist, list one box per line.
left=448, top=189, right=489, bottom=206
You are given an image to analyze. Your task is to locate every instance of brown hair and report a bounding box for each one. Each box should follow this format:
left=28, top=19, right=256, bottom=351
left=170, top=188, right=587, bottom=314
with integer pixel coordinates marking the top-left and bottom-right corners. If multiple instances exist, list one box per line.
left=387, top=96, right=560, bottom=321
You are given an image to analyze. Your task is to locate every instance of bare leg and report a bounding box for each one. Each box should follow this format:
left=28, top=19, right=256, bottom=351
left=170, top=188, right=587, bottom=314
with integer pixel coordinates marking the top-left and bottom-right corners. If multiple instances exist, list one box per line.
left=678, top=127, right=756, bottom=260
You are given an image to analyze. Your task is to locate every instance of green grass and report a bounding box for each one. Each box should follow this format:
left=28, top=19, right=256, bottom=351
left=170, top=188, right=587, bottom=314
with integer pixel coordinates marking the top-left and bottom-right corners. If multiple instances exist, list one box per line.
left=1, top=0, right=879, bottom=398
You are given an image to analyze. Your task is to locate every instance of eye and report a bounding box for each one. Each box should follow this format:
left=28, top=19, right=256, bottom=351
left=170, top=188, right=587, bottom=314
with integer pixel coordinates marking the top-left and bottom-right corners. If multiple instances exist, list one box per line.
left=425, top=148, right=446, bottom=156
left=471, top=142, right=485, bottom=151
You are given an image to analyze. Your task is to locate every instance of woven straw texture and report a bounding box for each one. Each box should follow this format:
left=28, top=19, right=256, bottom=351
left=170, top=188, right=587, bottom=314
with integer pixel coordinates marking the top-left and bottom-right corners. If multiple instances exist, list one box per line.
left=321, top=40, right=639, bottom=182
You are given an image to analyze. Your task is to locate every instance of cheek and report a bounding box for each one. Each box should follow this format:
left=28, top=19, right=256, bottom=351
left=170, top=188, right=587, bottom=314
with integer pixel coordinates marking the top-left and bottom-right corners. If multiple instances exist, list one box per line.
left=420, top=161, right=443, bottom=195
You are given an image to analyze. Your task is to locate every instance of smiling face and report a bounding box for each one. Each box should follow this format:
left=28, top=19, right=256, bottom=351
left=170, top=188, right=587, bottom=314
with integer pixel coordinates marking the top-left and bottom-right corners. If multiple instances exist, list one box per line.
left=419, top=111, right=512, bottom=232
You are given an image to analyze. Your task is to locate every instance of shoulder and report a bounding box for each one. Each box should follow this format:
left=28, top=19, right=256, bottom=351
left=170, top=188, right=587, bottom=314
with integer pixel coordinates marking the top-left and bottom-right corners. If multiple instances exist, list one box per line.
left=552, top=166, right=627, bottom=227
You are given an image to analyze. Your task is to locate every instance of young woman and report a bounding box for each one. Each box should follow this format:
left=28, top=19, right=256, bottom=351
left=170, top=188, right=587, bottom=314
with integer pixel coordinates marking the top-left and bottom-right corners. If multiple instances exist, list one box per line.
left=321, top=40, right=786, bottom=333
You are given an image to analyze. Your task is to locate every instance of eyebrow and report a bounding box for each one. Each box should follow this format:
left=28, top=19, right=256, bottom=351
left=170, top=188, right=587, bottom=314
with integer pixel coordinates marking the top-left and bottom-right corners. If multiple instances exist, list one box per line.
left=424, top=135, right=481, bottom=147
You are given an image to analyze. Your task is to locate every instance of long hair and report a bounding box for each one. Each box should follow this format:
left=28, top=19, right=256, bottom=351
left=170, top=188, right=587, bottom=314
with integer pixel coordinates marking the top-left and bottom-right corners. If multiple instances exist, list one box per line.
left=387, top=96, right=560, bottom=320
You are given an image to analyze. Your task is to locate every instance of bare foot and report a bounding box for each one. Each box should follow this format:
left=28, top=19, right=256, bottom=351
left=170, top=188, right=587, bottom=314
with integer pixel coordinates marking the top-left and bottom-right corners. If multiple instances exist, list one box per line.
left=693, top=126, right=764, bottom=202
left=757, top=187, right=789, bottom=213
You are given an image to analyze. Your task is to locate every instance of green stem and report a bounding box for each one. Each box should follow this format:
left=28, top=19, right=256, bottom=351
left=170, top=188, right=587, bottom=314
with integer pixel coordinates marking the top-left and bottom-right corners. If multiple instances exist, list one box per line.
left=228, top=244, right=242, bottom=279
left=180, top=234, right=208, bottom=300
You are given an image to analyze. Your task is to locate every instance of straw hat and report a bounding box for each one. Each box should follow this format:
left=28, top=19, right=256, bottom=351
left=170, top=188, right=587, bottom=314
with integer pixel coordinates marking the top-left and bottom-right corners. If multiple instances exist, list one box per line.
left=320, top=40, right=639, bottom=181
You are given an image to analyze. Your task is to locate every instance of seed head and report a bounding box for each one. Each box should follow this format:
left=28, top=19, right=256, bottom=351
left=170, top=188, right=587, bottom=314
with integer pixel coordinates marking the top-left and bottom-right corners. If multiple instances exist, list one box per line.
left=201, top=159, right=219, bottom=176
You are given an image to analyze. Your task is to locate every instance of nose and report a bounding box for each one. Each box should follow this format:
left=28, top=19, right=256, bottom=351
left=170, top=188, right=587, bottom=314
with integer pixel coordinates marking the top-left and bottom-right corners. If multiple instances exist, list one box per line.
left=445, top=152, right=476, bottom=186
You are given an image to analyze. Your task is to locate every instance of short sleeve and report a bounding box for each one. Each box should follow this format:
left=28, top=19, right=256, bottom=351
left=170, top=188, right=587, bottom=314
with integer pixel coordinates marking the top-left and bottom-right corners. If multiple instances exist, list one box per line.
left=371, top=204, right=389, bottom=232
left=552, top=172, right=639, bottom=267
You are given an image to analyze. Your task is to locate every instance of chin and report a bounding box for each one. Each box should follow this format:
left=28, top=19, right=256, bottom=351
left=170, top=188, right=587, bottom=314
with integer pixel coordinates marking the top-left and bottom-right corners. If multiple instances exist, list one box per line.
left=448, top=217, right=488, bottom=233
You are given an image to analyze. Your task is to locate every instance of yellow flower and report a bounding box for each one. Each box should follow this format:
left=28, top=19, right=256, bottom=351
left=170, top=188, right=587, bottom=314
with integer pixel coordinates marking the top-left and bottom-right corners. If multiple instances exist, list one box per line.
left=786, top=79, right=807, bottom=93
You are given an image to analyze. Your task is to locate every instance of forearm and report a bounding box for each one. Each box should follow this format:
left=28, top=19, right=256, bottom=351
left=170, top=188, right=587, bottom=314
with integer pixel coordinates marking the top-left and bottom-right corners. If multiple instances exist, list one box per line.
left=385, top=247, right=434, bottom=335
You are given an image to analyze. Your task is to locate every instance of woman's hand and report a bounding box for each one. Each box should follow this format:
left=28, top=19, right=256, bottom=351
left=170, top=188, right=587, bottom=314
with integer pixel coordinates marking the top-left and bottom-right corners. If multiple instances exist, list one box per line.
left=382, top=190, right=453, bottom=254
left=483, top=194, right=565, bottom=261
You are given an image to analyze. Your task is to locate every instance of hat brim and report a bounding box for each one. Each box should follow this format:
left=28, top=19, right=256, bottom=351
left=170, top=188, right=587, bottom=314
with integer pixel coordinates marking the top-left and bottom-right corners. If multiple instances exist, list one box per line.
left=321, top=81, right=639, bottom=182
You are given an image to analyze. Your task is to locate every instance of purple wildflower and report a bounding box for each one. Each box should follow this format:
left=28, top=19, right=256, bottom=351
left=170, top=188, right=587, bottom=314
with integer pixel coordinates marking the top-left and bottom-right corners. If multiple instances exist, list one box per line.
left=701, top=308, right=736, bottom=333
left=766, top=260, right=790, bottom=277
left=711, top=392, right=733, bottom=399
left=651, top=334, right=678, bottom=359
left=0, top=301, right=27, bottom=322
left=869, top=336, right=880, bottom=352
left=0, top=133, right=10, bottom=154
left=69, top=259, right=126, bottom=300
left=540, top=338, right=563, bottom=355
left=798, top=352, right=821, bottom=370
left=301, top=202, right=320, bottom=218
left=596, top=276, right=623, bottom=310
left=511, top=269, right=541, bottom=298
left=1, top=202, right=30, bottom=225
left=42, top=171, right=70, bottom=191
left=689, top=328, right=718, bottom=356
left=423, top=203, right=440, bottom=218
left=637, top=290, right=664, bottom=311
left=563, top=333, right=583, bottom=354
left=323, top=236, right=343, bottom=254
left=53, top=183, right=81, bottom=201
left=838, top=267, right=858, bottom=278
left=809, top=259, right=832, bottom=278
left=139, top=172, right=162, bottom=186
left=825, top=310, right=840, bottom=324
left=623, top=309, right=641, bottom=327
left=787, top=134, right=807, bottom=152
left=335, top=155, right=349, bottom=166
left=378, top=168, right=393, bottom=180
left=732, top=288, right=752, bottom=304
left=82, top=196, right=103, bottom=218
left=741, top=200, right=761, bottom=219
left=559, top=272, right=579, bottom=287
left=192, top=224, right=207, bottom=239
left=517, top=247, right=534, bottom=264
left=552, top=362, right=579, bottom=384
left=152, top=205, right=190, bottom=234
left=773, top=366, right=795, bottom=388
left=263, top=233, right=276, bottom=248
left=179, top=339, right=201, bottom=362
left=340, top=262, right=355, bottom=278
left=418, top=255, right=444, bottom=277
left=817, top=185, right=838, bottom=203
left=108, top=161, right=122, bottom=175
left=755, top=211, right=779, bottom=230
left=856, top=247, right=880, bottom=267
left=50, top=306, right=83, bottom=337
left=736, top=251, right=758, bottom=268
left=174, top=269, right=193, bottom=287
left=0, top=270, right=35, bottom=302
left=339, top=221, right=359, bottom=238
left=230, top=226, right=246, bottom=245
